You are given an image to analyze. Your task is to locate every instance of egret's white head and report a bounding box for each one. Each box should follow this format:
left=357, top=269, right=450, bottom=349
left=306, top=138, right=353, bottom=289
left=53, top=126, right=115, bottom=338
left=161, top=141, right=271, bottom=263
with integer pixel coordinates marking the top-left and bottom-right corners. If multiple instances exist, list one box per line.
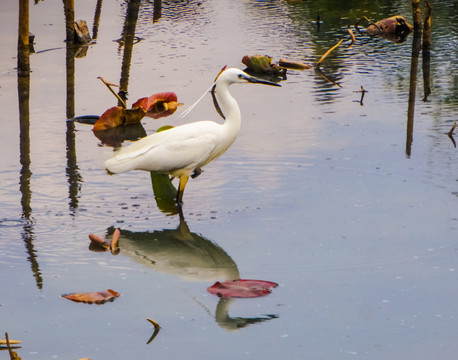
left=217, top=68, right=281, bottom=87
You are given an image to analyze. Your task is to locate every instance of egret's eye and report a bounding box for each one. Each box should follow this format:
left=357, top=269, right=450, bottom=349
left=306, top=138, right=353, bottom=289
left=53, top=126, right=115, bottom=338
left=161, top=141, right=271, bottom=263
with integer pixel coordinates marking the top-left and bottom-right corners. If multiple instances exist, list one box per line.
left=238, top=74, right=243, bottom=79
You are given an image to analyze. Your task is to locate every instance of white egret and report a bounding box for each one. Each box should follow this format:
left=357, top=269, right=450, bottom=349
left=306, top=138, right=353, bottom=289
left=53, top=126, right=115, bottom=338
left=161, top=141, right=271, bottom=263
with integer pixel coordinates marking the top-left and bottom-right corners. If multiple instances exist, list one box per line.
left=104, top=68, right=280, bottom=204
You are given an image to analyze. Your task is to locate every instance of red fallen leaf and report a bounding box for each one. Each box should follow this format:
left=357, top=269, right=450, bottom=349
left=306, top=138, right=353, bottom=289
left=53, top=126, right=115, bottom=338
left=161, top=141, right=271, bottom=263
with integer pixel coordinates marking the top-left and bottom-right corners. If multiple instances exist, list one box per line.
left=93, top=106, right=124, bottom=131
left=62, top=289, right=120, bottom=304
left=93, top=106, right=146, bottom=131
left=132, top=92, right=180, bottom=119
left=207, top=279, right=278, bottom=298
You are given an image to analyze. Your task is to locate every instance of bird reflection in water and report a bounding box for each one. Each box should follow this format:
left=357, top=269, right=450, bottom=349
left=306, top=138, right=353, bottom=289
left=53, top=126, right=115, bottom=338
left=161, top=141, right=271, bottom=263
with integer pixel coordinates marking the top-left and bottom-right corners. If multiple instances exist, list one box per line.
left=214, top=298, right=278, bottom=331
left=101, top=212, right=278, bottom=331
left=106, top=215, right=239, bottom=282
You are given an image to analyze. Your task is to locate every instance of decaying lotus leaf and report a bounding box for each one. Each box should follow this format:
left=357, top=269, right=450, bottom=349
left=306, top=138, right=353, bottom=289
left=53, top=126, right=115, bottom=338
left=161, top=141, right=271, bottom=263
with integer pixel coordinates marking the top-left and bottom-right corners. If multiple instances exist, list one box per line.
left=62, top=289, right=120, bottom=304
left=93, top=92, right=180, bottom=132
left=132, top=92, right=180, bottom=119
left=366, top=15, right=413, bottom=43
left=124, top=107, right=147, bottom=125
left=242, top=55, right=284, bottom=75
left=207, top=279, right=278, bottom=298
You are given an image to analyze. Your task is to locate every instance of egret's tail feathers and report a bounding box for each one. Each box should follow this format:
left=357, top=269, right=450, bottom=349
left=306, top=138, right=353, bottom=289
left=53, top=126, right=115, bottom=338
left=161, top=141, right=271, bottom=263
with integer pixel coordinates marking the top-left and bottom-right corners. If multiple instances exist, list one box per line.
left=105, top=155, right=137, bottom=174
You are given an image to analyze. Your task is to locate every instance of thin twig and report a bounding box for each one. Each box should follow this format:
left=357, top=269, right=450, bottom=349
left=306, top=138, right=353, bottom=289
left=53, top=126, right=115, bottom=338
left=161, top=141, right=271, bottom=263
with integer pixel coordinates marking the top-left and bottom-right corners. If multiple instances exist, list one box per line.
left=347, top=27, right=356, bottom=47
left=316, top=39, right=343, bottom=66
left=97, top=77, right=127, bottom=109
left=146, top=318, right=161, bottom=344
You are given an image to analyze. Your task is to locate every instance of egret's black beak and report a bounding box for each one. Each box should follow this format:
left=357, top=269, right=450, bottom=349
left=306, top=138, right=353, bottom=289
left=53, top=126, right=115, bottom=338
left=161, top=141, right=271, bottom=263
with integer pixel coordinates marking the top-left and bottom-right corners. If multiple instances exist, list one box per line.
left=245, top=75, right=281, bottom=87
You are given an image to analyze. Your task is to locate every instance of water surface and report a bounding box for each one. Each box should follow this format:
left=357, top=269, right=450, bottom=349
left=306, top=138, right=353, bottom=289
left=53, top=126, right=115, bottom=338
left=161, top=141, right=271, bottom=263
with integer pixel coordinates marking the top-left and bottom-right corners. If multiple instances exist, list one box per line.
left=1, top=0, right=458, bottom=359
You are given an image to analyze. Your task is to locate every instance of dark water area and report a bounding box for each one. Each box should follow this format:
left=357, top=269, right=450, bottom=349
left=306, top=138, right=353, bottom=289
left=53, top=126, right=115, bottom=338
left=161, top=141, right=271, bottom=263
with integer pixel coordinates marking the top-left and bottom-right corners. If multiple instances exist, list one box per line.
left=1, top=0, right=458, bottom=359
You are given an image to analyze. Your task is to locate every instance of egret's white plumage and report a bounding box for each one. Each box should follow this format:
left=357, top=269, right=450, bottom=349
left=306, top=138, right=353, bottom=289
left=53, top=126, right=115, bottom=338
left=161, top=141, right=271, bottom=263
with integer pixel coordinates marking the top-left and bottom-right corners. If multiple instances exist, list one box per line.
left=105, top=68, right=280, bottom=203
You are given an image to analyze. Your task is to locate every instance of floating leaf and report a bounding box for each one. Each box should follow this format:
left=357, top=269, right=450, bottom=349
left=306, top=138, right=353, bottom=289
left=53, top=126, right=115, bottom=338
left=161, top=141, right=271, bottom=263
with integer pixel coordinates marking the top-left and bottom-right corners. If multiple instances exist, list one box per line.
left=62, top=289, right=120, bottom=304
left=207, top=279, right=278, bottom=298
left=132, top=92, right=181, bottom=119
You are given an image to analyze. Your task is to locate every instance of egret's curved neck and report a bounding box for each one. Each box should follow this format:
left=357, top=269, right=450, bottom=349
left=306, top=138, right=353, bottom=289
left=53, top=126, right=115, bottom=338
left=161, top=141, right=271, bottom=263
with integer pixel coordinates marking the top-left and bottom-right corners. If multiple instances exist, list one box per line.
left=216, top=82, right=241, bottom=134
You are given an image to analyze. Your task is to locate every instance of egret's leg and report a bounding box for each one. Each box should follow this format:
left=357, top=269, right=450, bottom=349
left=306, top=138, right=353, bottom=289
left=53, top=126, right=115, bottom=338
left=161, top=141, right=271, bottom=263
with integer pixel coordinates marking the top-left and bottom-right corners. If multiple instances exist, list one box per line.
left=176, top=174, right=189, bottom=204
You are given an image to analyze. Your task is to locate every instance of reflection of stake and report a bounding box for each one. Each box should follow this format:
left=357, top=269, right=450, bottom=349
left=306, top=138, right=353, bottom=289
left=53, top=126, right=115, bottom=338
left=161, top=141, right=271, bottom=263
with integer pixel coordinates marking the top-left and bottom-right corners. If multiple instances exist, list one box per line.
left=448, top=121, right=457, bottom=148
left=146, top=318, right=161, bottom=344
left=97, top=76, right=127, bottom=109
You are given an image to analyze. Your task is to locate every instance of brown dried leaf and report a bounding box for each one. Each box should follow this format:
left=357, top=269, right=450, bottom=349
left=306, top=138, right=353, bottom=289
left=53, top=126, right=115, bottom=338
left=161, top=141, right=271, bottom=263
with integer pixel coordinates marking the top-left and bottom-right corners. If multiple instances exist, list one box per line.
left=62, top=289, right=120, bottom=304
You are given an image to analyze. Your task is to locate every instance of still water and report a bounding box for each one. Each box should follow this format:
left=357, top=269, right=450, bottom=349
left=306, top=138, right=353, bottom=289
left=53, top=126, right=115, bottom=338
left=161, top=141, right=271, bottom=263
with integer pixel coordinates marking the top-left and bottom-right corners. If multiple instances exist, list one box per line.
left=1, top=0, right=458, bottom=359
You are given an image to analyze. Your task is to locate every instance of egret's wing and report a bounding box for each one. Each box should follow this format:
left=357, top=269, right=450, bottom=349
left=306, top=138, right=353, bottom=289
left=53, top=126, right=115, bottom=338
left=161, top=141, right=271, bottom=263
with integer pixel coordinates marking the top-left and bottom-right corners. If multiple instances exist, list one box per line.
left=135, top=134, right=217, bottom=174
left=105, top=122, right=220, bottom=174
